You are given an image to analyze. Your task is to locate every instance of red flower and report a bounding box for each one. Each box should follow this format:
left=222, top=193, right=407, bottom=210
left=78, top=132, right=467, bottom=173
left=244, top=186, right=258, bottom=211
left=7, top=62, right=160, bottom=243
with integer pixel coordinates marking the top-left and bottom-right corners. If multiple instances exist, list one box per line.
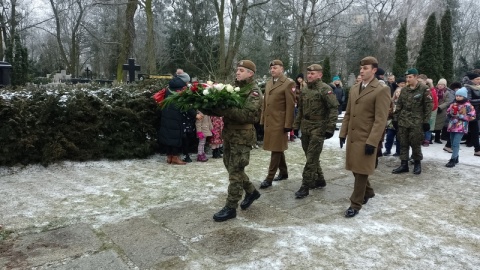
left=191, top=82, right=199, bottom=92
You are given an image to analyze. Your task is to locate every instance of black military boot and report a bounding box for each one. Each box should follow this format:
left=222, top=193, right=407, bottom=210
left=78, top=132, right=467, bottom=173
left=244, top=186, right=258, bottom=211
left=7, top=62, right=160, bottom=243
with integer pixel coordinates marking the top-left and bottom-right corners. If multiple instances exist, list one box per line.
left=392, top=160, right=409, bottom=174
left=213, top=206, right=237, bottom=222
left=295, top=185, right=309, bottom=199
left=240, top=190, right=261, bottom=210
left=259, top=180, right=272, bottom=189
left=413, top=160, right=421, bottom=174
left=445, top=159, right=456, bottom=168
left=212, top=149, right=222, bottom=159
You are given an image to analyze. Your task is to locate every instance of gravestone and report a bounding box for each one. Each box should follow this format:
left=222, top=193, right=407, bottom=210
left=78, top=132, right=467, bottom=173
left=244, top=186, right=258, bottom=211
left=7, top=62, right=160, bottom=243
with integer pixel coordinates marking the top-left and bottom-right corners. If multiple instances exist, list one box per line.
left=52, top=70, right=71, bottom=83
left=122, top=58, right=141, bottom=83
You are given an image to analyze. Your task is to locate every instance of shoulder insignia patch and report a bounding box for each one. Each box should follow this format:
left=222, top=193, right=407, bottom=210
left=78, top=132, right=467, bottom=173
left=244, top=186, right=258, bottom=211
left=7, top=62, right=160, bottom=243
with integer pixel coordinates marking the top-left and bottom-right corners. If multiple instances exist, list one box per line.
left=327, top=90, right=333, bottom=94
left=251, top=91, right=259, bottom=97
left=292, top=87, right=296, bottom=92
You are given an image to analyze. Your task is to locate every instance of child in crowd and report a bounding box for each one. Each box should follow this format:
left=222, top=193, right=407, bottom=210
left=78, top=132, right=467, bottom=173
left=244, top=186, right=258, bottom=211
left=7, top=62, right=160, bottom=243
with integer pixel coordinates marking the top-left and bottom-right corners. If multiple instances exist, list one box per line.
left=209, top=116, right=224, bottom=158
left=445, top=87, right=476, bottom=167
left=195, top=111, right=213, bottom=162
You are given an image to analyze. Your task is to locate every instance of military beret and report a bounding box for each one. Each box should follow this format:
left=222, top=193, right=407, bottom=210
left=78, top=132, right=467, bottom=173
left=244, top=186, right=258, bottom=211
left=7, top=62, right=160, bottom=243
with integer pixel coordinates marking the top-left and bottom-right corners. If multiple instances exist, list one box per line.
left=405, top=68, right=419, bottom=75
left=306, top=64, right=323, bottom=71
left=360, top=56, right=378, bottom=66
left=466, top=72, right=479, bottom=80
left=269, top=60, right=283, bottom=67
left=237, top=60, right=256, bottom=73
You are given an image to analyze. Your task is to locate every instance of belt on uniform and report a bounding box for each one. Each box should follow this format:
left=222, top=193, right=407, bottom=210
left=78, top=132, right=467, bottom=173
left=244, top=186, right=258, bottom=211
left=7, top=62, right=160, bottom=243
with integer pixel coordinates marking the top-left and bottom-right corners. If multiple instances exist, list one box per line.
left=304, top=115, right=322, bottom=120
left=226, top=124, right=254, bottom=129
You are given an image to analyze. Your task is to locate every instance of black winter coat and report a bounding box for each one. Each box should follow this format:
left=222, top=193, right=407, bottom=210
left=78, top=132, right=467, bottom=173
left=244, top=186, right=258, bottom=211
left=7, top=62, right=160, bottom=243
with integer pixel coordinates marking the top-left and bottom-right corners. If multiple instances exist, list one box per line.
left=158, top=89, right=196, bottom=147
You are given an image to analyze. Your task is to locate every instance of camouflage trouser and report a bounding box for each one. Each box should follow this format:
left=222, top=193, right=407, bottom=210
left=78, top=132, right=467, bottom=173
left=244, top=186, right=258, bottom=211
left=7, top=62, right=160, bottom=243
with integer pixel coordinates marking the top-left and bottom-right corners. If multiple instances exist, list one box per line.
left=223, top=140, right=255, bottom=209
left=300, top=128, right=325, bottom=187
left=398, top=125, right=424, bottom=161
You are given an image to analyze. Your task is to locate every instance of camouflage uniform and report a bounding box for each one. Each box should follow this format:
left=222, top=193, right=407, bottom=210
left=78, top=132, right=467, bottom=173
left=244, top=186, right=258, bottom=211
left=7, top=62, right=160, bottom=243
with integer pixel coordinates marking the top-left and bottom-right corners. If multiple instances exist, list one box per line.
left=394, top=83, right=433, bottom=161
left=212, top=79, right=262, bottom=209
left=293, top=79, right=338, bottom=188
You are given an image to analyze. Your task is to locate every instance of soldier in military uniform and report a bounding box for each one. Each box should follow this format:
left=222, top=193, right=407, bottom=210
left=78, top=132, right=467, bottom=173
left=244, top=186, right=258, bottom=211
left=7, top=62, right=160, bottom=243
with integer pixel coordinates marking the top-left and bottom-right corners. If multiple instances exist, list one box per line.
left=207, top=60, right=263, bottom=222
left=339, top=56, right=391, bottom=218
left=259, top=60, right=296, bottom=189
left=392, top=68, right=433, bottom=175
left=292, top=64, right=338, bottom=198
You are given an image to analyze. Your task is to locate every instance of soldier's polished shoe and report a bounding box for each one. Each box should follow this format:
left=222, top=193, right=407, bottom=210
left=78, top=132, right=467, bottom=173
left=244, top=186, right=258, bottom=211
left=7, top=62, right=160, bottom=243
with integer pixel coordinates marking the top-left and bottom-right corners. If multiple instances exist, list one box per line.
left=413, top=160, right=421, bottom=174
left=273, top=174, right=288, bottom=181
left=312, top=179, right=326, bottom=189
left=392, top=160, right=409, bottom=174
left=240, top=190, right=261, bottom=210
left=363, top=194, right=375, bottom=205
left=259, top=180, right=272, bottom=189
left=295, top=185, right=309, bottom=199
left=345, top=207, right=359, bottom=218
left=213, top=206, right=237, bottom=222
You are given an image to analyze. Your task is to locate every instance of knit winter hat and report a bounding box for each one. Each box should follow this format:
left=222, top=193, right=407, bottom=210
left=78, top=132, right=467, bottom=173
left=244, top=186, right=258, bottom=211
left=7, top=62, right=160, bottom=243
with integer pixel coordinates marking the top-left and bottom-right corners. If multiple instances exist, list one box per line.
left=437, top=78, right=447, bottom=86
left=455, top=87, right=468, bottom=98
left=176, top=72, right=191, bottom=83
left=332, top=76, right=340, bottom=82
left=169, top=77, right=187, bottom=90
left=296, top=73, right=304, bottom=80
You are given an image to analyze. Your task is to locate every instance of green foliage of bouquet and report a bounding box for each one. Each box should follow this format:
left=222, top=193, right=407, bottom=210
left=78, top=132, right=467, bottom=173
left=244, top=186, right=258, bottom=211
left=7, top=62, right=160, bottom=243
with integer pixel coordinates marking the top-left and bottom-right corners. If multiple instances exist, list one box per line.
left=160, top=81, right=251, bottom=111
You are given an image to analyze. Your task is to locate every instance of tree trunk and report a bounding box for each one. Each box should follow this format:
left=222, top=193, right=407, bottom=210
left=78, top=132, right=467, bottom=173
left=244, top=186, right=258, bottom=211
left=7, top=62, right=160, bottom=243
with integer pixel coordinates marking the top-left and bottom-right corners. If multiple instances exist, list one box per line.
left=117, top=0, right=138, bottom=82
left=145, top=0, right=156, bottom=74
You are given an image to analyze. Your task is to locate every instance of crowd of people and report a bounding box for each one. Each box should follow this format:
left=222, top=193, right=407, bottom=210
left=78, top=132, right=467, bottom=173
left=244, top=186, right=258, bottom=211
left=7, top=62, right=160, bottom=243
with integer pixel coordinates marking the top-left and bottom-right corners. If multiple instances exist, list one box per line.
left=158, top=59, right=480, bottom=222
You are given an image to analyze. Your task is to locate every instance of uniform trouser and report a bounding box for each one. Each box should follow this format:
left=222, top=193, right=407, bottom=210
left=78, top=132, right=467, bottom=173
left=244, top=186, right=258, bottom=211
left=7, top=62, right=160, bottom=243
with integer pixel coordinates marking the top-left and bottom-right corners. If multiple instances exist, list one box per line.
left=398, top=125, right=424, bottom=161
left=300, top=130, right=325, bottom=187
left=223, top=141, right=255, bottom=209
left=350, top=173, right=374, bottom=211
left=266, top=151, right=287, bottom=180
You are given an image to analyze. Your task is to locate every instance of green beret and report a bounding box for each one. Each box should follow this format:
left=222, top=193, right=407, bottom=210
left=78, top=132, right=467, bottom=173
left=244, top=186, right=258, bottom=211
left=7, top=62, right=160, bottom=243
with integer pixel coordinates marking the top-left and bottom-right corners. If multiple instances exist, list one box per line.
left=306, top=64, right=323, bottom=71
left=269, top=60, right=283, bottom=67
left=360, top=56, right=378, bottom=66
left=405, top=68, right=419, bottom=75
left=237, top=60, right=256, bottom=73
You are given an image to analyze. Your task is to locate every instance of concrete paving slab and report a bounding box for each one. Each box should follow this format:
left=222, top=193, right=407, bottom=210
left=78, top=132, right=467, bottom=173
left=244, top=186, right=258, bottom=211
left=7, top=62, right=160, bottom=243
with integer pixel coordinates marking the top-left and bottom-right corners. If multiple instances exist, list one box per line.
left=47, top=250, right=129, bottom=270
left=1, top=224, right=101, bottom=269
left=100, top=217, right=188, bottom=269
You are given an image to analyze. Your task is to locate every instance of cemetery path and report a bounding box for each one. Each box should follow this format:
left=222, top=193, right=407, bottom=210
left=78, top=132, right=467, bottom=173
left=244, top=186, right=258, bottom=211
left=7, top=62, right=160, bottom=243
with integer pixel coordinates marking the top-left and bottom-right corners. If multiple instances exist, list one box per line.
left=1, top=130, right=479, bottom=269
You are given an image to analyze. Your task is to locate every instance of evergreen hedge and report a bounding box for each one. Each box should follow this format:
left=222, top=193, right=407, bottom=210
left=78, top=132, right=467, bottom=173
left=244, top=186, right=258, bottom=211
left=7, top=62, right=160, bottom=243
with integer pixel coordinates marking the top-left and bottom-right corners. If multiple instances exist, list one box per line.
left=0, top=80, right=168, bottom=166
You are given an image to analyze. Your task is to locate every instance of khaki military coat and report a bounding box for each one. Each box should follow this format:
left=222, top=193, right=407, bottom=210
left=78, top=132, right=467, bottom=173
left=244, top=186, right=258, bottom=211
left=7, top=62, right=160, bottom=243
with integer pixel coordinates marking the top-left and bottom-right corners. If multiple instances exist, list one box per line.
left=339, top=78, right=391, bottom=175
left=261, top=74, right=296, bottom=152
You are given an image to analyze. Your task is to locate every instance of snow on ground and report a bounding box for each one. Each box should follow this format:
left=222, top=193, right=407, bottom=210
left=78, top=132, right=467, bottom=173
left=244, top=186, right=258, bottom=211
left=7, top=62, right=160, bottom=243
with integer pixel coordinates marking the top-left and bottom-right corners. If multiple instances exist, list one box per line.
left=1, top=130, right=479, bottom=269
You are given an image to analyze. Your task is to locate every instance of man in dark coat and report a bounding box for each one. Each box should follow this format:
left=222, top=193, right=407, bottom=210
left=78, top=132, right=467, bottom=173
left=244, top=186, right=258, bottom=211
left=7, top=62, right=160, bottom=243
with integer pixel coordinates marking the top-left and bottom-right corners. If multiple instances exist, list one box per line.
left=464, top=72, right=480, bottom=156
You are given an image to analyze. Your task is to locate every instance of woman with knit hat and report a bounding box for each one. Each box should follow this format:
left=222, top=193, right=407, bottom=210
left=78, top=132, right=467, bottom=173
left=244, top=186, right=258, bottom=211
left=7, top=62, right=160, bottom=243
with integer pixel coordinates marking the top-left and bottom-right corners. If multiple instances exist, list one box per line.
left=444, top=87, right=476, bottom=167
left=433, top=78, right=455, bottom=143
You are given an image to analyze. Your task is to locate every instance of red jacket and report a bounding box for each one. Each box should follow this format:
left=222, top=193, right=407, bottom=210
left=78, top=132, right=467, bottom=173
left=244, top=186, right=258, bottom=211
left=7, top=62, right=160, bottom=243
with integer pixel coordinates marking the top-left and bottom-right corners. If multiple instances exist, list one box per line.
left=430, top=87, right=438, bottom=111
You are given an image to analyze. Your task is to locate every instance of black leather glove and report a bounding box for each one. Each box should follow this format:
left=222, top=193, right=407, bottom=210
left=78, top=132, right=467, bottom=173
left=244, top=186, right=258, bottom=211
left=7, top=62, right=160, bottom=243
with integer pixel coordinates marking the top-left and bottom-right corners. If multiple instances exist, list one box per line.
left=422, top=123, right=430, bottom=132
left=339, top=138, right=346, bottom=148
left=325, top=132, right=334, bottom=139
left=437, top=107, right=442, bottom=113
left=365, top=144, right=375, bottom=155
left=392, top=121, right=399, bottom=131
left=284, top=128, right=292, bottom=133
